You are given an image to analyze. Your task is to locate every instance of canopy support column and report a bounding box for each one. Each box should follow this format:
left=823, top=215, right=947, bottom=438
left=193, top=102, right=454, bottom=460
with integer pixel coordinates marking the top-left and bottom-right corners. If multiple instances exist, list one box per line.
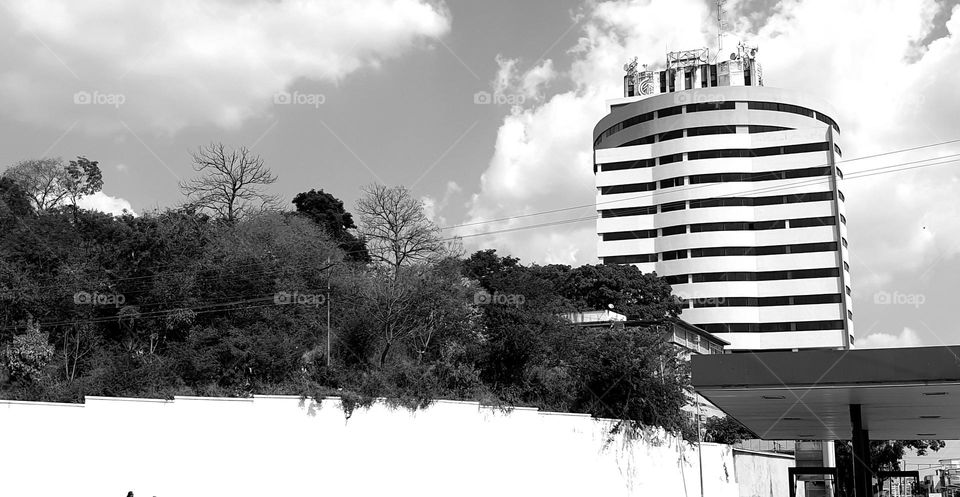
left=850, top=404, right=872, bottom=497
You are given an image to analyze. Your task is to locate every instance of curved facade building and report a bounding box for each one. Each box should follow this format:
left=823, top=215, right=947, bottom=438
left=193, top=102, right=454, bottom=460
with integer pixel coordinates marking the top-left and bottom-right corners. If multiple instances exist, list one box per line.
left=593, top=55, right=852, bottom=351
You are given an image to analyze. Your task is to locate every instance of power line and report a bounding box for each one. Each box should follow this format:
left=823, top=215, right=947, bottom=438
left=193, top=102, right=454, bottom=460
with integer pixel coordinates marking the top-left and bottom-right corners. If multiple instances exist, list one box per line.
left=441, top=137, right=960, bottom=232
left=443, top=152, right=960, bottom=241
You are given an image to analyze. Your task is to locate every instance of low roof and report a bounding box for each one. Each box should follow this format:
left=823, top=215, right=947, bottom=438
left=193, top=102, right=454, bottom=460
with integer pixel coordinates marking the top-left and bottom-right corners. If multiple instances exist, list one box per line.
left=691, top=346, right=960, bottom=440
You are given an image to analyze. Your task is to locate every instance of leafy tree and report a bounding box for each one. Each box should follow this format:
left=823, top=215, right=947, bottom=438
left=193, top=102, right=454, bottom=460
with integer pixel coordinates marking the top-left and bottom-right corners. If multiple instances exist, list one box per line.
left=702, top=416, right=754, bottom=444
left=559, top=264, right=681, bottom=320
left=0, top=177, right=34, bottom=218
left=293, top=189, right=370, bottom=262
left=2, top=156, right=103, bottom=212
left=64, top=156, right=104, bottom=207
left=836, top=439, right=945, bottom=497
left=570, top=326, right=690, bottom=433
left=179, top=142, right=279, bottom=222
left=2, top=319, right=54, bottom=384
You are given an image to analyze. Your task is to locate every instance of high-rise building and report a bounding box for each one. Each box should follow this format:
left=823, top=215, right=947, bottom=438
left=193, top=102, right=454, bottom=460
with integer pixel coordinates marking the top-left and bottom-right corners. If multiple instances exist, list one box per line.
left=592, top=45, right=853, bottom=351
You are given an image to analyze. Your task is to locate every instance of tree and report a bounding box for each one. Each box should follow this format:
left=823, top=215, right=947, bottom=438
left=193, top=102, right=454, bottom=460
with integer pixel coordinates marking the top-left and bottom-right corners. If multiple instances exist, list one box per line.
left=559, top=264, right=681, bottom=320
left=835, top=439, right=945, bottom=497
left=355, top=184, right=452, bottom=273
left=570, top=326, right=690, bottom=433
left=2, top=318, right=54, bottom=384
left=702, top=416, right=754, bottom=444
left=64, top=156, right=104, bottom=207
left=179, top=143, right=279, bottom=223
left=0, top=176, right=34, bottom=218
left=293, top=189, right=370, bottom=262
left=2, top=156, right=103, bottom=212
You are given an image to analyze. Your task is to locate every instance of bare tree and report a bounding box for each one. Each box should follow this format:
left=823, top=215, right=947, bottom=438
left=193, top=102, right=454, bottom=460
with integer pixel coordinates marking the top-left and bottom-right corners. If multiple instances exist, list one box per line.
left=355, top=184, right=452, bottom=272
left=179, top=142, right=280, bottom=222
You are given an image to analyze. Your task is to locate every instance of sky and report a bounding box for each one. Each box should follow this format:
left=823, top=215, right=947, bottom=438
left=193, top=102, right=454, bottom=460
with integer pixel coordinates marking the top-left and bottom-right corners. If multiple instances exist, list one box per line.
left=1, top=0, right=960, bottom=351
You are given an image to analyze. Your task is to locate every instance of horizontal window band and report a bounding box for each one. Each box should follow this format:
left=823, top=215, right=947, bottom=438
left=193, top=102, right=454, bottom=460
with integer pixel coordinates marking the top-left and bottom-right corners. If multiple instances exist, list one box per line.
left=599, top=242, right=839, bottom=265
left=665, top=267, right=840, bottom=284
left=685, top=293, right=843, bottom=308
left=597, top=192, right=835, bottom=219
left=697, top=320, right=845, bottom=333
left=594, top=100, right=840, bottom=147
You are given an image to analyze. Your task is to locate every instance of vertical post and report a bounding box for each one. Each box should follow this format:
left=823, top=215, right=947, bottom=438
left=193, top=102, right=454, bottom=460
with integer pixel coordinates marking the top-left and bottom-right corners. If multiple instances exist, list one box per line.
left=326, top=257, right=331, bottom=368
left=697, top=395, right=704, bottom=497
left=850, top=404, right=872, bottom=497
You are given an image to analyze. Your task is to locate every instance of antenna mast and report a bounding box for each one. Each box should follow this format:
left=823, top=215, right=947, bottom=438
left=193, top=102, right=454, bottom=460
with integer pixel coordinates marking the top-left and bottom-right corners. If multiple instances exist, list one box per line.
left=716, top=0, right=726, bottom=62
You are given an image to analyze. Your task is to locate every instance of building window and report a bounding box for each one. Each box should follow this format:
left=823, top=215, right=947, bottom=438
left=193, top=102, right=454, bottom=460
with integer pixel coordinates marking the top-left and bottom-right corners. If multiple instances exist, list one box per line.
left=687, top=125, right=737, bottom=136
left=664, top=274, right=689, bottom=285
left=748, top=101, right=815, bottom=118
left=843, top=261, right=850, bottom=271
left=842, top=238, right=848, bottom=248
left=838, top=190, right=845, bottom=201
left=660, top=201, right=686, bottom=212
left=686, top=101, right=735, bottom=113
left=846, top=286, right=852, bottom=296
left=602, top=229, right=658, bottom=241
left=661, top=249, right=688, bottom=260
left=839, top=214, right=846, bottom=224
left=603, top=254, right=657, bottom=264
left=689, top=166, right=832, bottom=184
left=601, top=206, right=658, bottom=217
left=660, top=176, right=685, bottom=189
left=658, top=129, right=684, bottom=142
left=659, top=153, right=684, bottom=165
left=601, top=158, right=655, bottom=171
left=689, top=191, right=834, bottom=208
left=661, top=225, right=687, bottom=237
left=789, top=216, right=837, bottom=228
left=690, top=241, right=838, bottom=258
left=622, top=135, right=656, bottom=147
left=691, top=268, right=840, bottom=282
left=699, top=320, right=845, bottom=333
left=600, top=182, right=656, bottom=195
left=689, top=220, right=786, bottom=232
left=834, top=144, right=842, bottom=156
left=748, top=125, right=791, bottom=133
left=835, top=167, right=844, bottom=179
left=658, top=105, right=682, bottom=118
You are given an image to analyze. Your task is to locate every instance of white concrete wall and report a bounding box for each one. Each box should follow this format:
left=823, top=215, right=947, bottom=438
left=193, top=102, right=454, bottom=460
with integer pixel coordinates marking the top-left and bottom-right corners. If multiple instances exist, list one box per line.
left=733, top=449, right=797, bottom=497
left=0, top=396, right=756, bottom=497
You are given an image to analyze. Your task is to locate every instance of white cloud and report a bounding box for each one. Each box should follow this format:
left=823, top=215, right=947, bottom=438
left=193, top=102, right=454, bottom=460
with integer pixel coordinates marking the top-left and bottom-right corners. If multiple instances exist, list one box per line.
left=856, top=328, right=924, bottom=348
left=459, top=0, right=710, bottom=264
left=76, top=191, right=136, bottom=216
left=0, top=0, right=450, bottom=134
left=459, top=0, right=960, bottom=282
left=422, top=181, right=461, bottom=226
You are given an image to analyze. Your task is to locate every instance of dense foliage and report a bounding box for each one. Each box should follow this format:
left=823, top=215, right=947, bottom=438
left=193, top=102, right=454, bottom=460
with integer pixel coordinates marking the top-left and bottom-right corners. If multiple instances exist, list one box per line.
left=835, top=439, right=945, bottom=496
left=0, top=163, right=693, bottom=436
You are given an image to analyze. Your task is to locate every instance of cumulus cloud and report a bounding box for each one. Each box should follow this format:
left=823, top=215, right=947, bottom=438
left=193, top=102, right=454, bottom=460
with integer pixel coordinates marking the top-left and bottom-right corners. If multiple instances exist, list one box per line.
left=0, top=0, right=450, bottom=134
left=458, top=0, right=960, bottom=280
left=76, top=191, right=136, bottom=216
left=422, top=181, right=461, bottom=226
left=856, top=328, right=924, bottom=348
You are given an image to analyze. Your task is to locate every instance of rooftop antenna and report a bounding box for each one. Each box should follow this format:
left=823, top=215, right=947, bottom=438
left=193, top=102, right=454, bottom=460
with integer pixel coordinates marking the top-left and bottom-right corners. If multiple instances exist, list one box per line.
left=716, top=0, right=726, bottom=63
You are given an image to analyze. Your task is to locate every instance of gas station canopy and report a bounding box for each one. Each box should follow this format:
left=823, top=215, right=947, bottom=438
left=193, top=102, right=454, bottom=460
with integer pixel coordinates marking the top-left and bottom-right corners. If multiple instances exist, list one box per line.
left=691, top=346, right=960, bottom=441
